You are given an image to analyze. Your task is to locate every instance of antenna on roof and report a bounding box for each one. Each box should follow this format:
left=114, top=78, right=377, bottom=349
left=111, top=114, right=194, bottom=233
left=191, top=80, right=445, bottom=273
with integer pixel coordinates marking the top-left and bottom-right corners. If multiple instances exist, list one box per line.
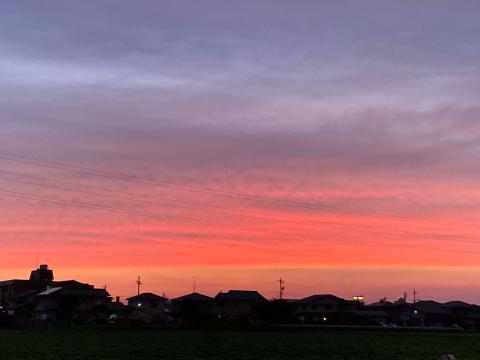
left=278, top=278, right=285, bottom=300
left=193, top=277, right=197, bottom=293
left=136, top=276, right=142, bottom=295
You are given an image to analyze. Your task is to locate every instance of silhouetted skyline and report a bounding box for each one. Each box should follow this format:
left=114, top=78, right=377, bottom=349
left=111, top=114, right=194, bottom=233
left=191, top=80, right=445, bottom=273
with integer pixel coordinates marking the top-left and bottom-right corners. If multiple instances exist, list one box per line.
left=1, top=1, right=480, bottom=303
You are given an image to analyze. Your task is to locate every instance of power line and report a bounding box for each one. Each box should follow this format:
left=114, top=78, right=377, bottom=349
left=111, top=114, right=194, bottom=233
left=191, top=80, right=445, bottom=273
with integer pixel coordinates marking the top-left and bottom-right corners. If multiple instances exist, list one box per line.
left=1, top=174, right=478, bottom=246
left=0, top=187, right=337, bottom=241
left=0, top=151, right=471, bottom=227
left=0, top=188, right=230, bottom=228
left=3, top=195, right=479, bottom=262
left=0, top=171, right=261, bottom=222
left=3, top=169, right=471, bottom=239
left=1, top=174, right=478, bottom=245
left=0, top=169, right=317, bottom=225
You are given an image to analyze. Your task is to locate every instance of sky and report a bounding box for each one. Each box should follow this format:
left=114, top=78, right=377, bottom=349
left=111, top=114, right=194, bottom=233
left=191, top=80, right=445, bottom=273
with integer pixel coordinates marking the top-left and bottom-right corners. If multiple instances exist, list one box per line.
left=1, top=0, right=480, bottom=303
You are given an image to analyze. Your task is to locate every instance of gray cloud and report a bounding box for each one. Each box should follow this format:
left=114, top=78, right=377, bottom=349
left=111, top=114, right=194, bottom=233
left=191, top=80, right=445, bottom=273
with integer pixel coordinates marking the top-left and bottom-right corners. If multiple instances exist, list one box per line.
left=1, top=0, right=480, bottom=218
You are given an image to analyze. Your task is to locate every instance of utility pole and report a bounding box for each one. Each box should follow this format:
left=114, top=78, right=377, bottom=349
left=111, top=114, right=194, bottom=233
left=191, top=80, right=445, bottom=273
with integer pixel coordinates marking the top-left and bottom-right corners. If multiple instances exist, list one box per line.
left=413, top=289, right=418, bottom=303
left=193, top=277, right=196, bottom=293
left=136, top=276, right=142, bottom=295
left=278, top=278, right=285, bottom=300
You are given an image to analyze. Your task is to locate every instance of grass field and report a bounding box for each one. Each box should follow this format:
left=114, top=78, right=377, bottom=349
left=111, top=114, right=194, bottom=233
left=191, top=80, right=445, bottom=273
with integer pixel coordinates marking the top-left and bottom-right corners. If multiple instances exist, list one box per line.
left=0, top=328, right=478, bottom=360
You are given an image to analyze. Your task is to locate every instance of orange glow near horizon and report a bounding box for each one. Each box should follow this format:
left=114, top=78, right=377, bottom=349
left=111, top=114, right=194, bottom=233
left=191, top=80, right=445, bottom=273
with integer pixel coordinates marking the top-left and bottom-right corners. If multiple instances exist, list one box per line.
left=2, top=157, right=480, bottom=304
left=2, top=0, right=480, bottom=308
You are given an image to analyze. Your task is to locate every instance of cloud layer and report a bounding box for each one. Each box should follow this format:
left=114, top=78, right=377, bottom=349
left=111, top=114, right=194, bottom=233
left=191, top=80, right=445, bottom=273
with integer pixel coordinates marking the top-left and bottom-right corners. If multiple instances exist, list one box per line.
left=1, top=0, right=480, bottom=301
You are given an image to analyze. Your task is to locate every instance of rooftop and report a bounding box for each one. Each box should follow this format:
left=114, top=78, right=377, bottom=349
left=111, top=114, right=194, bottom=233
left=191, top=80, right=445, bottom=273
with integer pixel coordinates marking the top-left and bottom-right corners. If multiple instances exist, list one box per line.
left=172, top=292, right=213, bottom=303
left=127, top=292, right=168, bottom=302
left=297, top=294, right=346, bottom=304
left=215, top=290, right=266, bottom=302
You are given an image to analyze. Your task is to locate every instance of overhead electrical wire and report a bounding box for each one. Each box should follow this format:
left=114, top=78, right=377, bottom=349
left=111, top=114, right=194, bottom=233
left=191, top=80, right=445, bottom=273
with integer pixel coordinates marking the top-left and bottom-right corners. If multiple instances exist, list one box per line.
left=1, top=168, right=462, bottom=237
left=0, top=151, right=474, bottom=228
left=0, top=179, right=477, bottom=246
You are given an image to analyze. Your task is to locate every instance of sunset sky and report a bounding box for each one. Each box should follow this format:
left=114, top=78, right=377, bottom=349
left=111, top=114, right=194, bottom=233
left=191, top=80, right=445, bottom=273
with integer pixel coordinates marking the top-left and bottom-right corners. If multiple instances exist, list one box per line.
left=1, top=0, right=480, bottom=303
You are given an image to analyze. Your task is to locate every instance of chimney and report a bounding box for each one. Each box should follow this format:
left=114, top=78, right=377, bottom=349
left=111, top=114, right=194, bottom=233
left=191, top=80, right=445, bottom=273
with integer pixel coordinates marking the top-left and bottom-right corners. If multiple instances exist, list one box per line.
left=116, top=296, right=120, bottom=303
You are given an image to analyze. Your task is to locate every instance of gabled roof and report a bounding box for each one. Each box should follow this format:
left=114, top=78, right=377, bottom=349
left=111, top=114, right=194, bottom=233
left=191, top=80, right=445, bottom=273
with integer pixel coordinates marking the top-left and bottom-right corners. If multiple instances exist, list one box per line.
left=414, top=300, right=448, bottom=314
left=442, top=301, right=473, bottom=308
left=0, top=279, right=93, bottom=289
left=367, top=300, right=396, bottom=307
left=126, top=292, right=167, bottom=302
left=215, top=290, right=266, bottom=302
left=52, top=280, right=93, bottom=289
left=296, top=294, right=345, bottom=304
left=172, top=292, right=213, bottom=303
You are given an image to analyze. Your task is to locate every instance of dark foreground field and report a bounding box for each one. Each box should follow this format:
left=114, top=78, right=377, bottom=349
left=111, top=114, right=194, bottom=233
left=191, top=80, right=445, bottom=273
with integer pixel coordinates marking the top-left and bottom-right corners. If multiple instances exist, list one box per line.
left=0, top=328, right=478, bottom=360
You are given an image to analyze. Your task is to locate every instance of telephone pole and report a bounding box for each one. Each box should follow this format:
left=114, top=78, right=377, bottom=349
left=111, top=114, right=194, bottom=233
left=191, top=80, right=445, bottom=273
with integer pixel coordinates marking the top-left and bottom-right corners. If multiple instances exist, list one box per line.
left=136, top=276, right=142, bottom=295
left=413, top=289, right=418, bottom=303
left=278, top=278, right=285, bottom=300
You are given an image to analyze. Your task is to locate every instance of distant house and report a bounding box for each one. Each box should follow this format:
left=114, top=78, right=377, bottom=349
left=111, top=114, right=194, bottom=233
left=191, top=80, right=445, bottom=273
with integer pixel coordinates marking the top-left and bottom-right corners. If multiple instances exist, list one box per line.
left=214, top=290, right=267, bottom=321
left=440, top=301, right=480, bottom=329
left=0, top=279, right=43, bottom=312
left=107, top=297, right=130, bottom=323
left=34, top=286, right=111, bottom=323
left=411, top=300, right=454, bottom=327
left=367, top=299, right=412, bottom=326
left=5, top=289, right=40, bottom=326
left=126, top=293, right=169, bottom=323
left=0, top=265, right=95, bottom=308
left=171, top=292, right=214, bottom=324
left=293, top=294, right=357, bottom=324
left=0, top=265, right=110, bottom=326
